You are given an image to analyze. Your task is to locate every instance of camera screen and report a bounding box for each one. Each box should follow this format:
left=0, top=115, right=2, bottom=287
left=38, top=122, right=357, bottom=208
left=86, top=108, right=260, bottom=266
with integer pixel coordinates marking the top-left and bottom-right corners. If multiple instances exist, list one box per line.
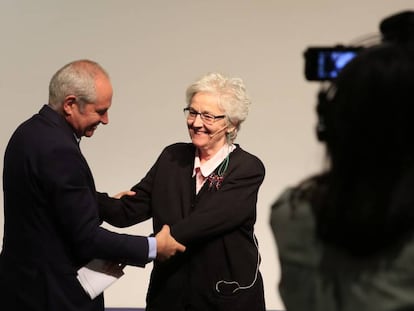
left=304, top=47, right=362, bottom=81
left=317, top=51, right=358, bottom=79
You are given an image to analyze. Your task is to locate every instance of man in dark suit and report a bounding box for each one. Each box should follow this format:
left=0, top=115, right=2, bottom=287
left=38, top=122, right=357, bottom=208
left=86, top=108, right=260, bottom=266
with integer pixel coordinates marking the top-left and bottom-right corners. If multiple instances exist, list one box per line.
left=0, top=59, right=185, bottom=311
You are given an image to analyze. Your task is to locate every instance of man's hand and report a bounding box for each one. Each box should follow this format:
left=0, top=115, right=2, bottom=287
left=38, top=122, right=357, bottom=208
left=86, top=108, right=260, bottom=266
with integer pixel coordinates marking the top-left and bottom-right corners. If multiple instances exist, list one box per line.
left=155, top=225, right=186, bottom=262
left=112, top=190, right=136, bottom=199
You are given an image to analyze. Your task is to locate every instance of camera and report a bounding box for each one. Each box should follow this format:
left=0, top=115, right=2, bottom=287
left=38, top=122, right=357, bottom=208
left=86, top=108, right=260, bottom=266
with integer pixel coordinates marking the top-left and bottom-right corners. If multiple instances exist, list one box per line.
left=304, top=46, right=363, bottom=81
left=304, top=11, right=414, bottom=82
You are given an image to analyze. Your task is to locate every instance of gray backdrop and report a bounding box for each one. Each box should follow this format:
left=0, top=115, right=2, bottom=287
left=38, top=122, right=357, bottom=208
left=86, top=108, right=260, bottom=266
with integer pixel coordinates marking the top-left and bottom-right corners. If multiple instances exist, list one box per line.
left=1, top=1, right=412, bottom=309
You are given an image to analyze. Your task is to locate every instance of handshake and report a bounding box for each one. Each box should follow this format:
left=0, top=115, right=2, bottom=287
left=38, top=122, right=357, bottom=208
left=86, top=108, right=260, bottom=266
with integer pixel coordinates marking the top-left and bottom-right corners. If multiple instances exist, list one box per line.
left=113, top=190, right=185, bottom=261
left=113, top=190, right=186, bottom=262
left=77, top=218, right=185, bottom=300
left=154, top=224, right=186, bottom=261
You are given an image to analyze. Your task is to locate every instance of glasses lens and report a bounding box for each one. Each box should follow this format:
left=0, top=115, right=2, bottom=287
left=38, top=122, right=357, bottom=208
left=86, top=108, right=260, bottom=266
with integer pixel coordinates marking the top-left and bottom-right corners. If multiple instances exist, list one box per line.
left=184, top=108, right=195, bottom=119
left=183, top=108, right=218, bottom=125
left=200, top=114, right=214, bottom=124
left=184, top=108, right=198, bottom=119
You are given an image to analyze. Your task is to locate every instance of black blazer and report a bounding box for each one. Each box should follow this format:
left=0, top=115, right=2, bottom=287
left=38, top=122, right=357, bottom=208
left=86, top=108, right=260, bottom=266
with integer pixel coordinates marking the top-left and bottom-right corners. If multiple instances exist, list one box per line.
left=98, top=143, right=266, bottom=311
left=0, top=105, right=149, bottom=311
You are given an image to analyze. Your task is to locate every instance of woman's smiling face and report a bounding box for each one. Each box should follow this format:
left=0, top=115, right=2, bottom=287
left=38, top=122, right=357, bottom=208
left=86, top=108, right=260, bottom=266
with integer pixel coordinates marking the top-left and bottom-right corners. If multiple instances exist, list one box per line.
left=186, top=92, right=229, bottom=156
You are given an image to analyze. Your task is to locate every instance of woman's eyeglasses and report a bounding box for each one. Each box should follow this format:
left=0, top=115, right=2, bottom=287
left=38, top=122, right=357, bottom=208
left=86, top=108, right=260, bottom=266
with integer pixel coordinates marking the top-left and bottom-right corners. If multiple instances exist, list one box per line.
left=183, top=107, right=225, bottom=125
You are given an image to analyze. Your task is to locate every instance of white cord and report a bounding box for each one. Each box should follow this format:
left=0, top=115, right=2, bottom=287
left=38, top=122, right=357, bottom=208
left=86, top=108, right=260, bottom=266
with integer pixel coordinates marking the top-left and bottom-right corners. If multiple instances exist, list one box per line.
left=215, top=232, right=260, bottom=294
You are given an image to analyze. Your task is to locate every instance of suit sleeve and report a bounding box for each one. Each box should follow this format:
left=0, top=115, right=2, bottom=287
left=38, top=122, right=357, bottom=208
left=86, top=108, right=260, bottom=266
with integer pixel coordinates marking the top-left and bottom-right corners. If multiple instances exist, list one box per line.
left=42, top=143, right=150, bottom=266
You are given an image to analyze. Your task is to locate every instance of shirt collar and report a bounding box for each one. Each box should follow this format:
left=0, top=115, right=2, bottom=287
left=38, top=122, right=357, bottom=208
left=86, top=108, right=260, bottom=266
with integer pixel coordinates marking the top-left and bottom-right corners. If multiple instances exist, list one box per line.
left=192, top=144, right=236, bottom=178
left=73, top=133, right=81, bottom=144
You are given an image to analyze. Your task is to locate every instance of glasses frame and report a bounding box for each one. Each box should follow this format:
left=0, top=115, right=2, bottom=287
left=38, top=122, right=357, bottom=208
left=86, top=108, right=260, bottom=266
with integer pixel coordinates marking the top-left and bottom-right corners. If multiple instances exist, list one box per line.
left=183, top=107, right=226, bottom=125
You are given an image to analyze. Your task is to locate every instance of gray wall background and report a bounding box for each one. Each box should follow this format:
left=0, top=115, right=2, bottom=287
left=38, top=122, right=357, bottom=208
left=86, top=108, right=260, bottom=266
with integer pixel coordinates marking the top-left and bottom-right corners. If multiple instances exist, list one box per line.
left=1, top=1, right=412, bottom=309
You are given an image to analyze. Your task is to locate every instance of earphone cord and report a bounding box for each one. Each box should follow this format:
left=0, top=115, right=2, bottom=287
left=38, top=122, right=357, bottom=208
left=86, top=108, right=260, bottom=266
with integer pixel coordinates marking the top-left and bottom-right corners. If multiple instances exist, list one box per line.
left=215, top=232, right=260, bottom=294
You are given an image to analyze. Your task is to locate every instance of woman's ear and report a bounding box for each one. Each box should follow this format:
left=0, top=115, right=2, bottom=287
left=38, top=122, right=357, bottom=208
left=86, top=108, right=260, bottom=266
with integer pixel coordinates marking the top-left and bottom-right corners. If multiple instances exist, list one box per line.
left=227, top=125, right=236, bottom=134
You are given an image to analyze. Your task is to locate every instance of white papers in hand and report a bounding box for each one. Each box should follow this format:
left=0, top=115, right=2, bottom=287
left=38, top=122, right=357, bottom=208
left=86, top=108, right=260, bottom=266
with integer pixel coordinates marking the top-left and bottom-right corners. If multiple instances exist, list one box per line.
left=77, top=259, right=125, bottom=299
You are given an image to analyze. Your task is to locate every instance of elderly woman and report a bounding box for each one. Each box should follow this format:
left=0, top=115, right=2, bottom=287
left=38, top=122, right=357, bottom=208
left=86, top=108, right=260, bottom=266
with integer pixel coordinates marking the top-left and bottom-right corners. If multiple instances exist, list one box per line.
left=98, top=72, right=266, bottom=311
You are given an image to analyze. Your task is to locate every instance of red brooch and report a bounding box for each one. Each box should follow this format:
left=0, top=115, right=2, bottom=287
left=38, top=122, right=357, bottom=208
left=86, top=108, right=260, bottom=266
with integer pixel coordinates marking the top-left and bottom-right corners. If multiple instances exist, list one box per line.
left=207, top=154, right=229, bottom=191
left=207, top=173, right=224, bottom=190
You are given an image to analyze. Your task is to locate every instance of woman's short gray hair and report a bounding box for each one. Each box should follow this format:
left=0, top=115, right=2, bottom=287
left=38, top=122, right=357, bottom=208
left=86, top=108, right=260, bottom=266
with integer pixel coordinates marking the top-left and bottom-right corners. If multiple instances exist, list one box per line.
left=185, top=72, right=251, bottom=142
left=48, top=59, right=109, bottom=112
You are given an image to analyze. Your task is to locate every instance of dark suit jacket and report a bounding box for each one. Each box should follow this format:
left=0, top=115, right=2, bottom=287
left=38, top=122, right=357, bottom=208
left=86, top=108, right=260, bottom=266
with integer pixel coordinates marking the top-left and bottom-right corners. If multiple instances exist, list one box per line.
left=98, top=143, right=266, bottom=311
left=0, top=105, right=149, bottom=311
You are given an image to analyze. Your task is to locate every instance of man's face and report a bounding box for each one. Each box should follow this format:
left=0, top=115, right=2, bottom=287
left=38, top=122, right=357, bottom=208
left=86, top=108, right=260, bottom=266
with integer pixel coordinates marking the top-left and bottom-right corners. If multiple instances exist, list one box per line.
left=64, top=75, right=113, bottom=138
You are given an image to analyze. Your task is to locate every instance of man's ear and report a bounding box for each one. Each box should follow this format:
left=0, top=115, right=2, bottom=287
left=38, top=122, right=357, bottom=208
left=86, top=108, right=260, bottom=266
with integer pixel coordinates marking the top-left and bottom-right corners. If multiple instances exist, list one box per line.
left=62, top=95, right=77, bottom=115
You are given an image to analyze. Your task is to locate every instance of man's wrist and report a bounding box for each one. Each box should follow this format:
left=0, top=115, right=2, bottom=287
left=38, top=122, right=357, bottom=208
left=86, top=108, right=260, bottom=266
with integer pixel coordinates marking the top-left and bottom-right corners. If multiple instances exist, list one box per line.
left=148, top=236, right=157, bottom=260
